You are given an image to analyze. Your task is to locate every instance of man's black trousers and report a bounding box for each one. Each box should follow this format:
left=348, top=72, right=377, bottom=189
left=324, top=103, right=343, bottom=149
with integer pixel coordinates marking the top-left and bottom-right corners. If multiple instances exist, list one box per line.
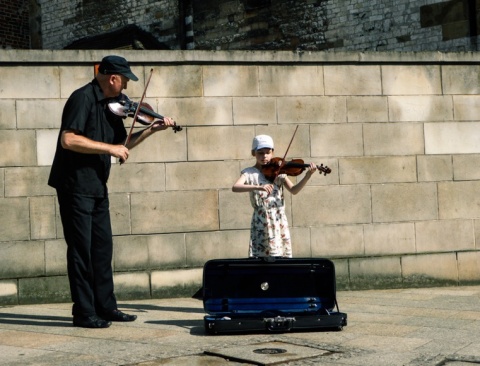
left=57, top=191, right=117, bottom=317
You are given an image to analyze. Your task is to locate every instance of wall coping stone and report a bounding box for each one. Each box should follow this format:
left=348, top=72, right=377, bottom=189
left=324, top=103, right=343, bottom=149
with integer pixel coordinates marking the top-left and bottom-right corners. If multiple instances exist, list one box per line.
left=1, top=50, right=480, bottom=65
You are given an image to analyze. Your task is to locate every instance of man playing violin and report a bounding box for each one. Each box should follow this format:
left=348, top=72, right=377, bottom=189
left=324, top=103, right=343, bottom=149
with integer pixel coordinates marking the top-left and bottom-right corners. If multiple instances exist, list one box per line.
left=48, top=55, right=175, bottom=328
left=232, top=135, right=317, bottom=258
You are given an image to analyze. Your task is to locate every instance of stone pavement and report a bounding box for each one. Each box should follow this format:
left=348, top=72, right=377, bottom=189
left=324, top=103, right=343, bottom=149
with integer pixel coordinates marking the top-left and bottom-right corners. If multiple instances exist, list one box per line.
left=1, top=286, right=480, bottom=365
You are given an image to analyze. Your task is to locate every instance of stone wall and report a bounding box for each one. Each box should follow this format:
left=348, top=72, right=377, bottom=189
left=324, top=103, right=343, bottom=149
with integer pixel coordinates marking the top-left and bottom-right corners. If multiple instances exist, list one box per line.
left=1, top=50, right=480, bottom=305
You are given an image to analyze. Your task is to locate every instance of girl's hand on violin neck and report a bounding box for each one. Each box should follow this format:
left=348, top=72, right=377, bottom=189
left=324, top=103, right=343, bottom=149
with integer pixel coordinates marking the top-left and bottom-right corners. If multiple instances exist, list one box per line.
left=305, top=162, right=317, bottom=176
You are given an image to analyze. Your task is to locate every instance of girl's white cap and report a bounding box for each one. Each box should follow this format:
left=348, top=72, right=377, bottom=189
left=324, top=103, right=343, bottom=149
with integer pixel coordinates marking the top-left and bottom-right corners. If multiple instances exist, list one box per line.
left=252, top=135, right=274, bottom=150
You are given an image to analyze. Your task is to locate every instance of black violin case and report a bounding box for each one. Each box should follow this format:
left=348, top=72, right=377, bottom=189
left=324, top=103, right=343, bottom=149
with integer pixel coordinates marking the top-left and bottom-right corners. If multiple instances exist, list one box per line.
left=202, top=257, right=347, bottom=334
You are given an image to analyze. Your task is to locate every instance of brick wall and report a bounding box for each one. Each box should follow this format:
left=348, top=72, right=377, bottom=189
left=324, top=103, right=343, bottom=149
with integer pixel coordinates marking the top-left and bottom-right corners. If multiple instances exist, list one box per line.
left=33, top=0, right=480, bottom=51
left=41, top=0, right=180, bottom=50
left=1, top=50, right=480, bottom=305
left=0, top=0, right=30, bottom=49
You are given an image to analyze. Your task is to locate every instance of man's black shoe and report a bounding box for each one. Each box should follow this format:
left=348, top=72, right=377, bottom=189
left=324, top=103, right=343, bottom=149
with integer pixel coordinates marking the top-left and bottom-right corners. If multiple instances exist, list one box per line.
left=73, top=315, right=111, bottom=328
left=102, top=309, right=137, bottom=322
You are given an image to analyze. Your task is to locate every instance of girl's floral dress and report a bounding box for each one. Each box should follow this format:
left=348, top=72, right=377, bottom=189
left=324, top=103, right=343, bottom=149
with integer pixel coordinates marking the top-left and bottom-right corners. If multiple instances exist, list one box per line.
left=241, top=166, right=292, bottom=258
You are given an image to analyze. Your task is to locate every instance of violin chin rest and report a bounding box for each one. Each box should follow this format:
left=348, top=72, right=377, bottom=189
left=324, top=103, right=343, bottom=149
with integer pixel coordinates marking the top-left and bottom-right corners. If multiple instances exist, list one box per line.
left=108, top=102, right=127, bottom=117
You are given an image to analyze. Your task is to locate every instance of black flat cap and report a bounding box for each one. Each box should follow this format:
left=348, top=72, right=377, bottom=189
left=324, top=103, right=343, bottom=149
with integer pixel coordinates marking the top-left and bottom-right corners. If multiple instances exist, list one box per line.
left=98, top=55, right=138, bottom=81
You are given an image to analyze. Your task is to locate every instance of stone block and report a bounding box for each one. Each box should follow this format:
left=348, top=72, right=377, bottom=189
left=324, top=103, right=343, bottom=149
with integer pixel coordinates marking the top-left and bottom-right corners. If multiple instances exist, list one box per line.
left=458, top=251, right=480, bottom=284
left=277, top=96, right=347, bottom=124
left=349, top=256, right=402, bottom=290
left=331, top=259, right=349, bottom=290
left=166, top=161, right=239, bottom=190
left=30, top=196, right=56, bottom=240
left=45, top=239, right=67, bottom=276
left=0, top=66, right=60, bottom=99
left=158, top=96, right=233, bottom=127
left=149, top=65, right=203, bottom=97
left=415, top=219, right=474, bottom=253
left=417, top=155, right=453, bottom=182
left=188, top=126, right=254, bottom=161
left=131, top=191, right=219, bottom=234
left=372, top=183, right=438, bottom=223
left=59, top=65, right=97, bottom=99
left=311, top=225, right=364, bottom=257
left=290, top=227, right=311, bottom=257
left=0, top=198, right=30, bottom=241
left=258, top=65, right=324, bottom=96
left=425, top=122, right=480, bottom=154
left=109, top=193, right=131, bottom=236
left=147, top=233, right=187, bottom=268
left=203, top=65, right=258, bottom=96
left=185, top=230, right=249, bottom=266
left=292, top=185, right=371, bottom=226
left=388, top=95, right=453, bottom=122
left=108, top=163, right=166, bottom=193
left=17, top=100, right=64, bottom=129
left=364, top=222, right=416, bottom=256
left=151, top=268, right=202, bottom=298
left=233, top=97, right=276, bottom=125
left=124, top=126, right=187, bottom=163
left=364, top=123, right=424, bottom=156
left=113, top=235, right=149, bottom=271
left=402, top=253, right=458, bottom=287
left=311, top=123, right=363, bottom=157
left=0, top=130, right=36, bottom=167
left=339, top=156, right=417, bottom=184
left=0, top=241, right=45, bottom=278
left=347, top=96, right=388, bottom=122
left=453, top=155, right=480, bottom=181
left=438, top=181, right=480, bottom=219
left=219, top=188, right=252, bottom=230
left=112, top=272, right=151, bottom=300
left=0, top=100, right=16, bottom=129
left=0, top=169, right=3, bottom=198
left=37, top=129, right=59, bottom=166
left=442, top=65, right=480, bottom=95
left=19, top=275, right=70, bottom=304
left=0, top=280, right=18, bottom=305
left=453, top=95, right=480, bottom=121
left=381, top=65, right=442, bottom=95
left=324, top=65, right=382, bottom=95
left=5, top=167, right=52, bottom=197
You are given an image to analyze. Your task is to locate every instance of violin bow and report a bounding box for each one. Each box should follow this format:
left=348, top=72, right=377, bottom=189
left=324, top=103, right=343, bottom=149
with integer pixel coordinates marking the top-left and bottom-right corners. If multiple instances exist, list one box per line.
left=273, top=125, right=299, bottom=181
left=124, top=68, right=154, bottom=147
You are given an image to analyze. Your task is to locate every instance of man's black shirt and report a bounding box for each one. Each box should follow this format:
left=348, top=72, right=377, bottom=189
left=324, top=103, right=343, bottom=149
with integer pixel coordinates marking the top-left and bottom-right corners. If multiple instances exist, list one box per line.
left=48, top=79, right=127, bottom=197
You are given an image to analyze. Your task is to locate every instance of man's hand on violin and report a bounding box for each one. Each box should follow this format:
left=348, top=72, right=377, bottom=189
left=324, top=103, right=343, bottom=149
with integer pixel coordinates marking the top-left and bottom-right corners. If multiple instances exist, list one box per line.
left=109, top=144, right=129, bottom=162
left=150, top=117, right=175, bottom=131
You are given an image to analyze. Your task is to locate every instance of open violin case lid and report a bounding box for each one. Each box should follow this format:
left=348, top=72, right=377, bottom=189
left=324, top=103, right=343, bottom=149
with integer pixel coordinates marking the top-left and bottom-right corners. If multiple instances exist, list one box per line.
left=202, top=257, right=347, bottom=334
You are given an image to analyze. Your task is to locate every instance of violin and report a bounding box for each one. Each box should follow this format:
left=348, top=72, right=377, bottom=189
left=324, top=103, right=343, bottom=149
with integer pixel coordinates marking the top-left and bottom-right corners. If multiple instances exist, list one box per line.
left=261, top=157, right=331, bottom=182
left=108, top=94, right=182, bottom=133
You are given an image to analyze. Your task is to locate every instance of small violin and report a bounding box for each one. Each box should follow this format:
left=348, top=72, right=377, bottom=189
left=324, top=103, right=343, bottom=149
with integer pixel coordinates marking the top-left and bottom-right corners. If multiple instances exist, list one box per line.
left=262, top=157, right=331, bottom=182
left=108, top=94, right=182, bottom=133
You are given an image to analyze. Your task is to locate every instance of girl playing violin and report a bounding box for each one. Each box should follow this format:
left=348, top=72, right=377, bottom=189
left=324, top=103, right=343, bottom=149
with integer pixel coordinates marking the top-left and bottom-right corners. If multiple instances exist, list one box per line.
left=232, top=135, right=317, bottom=258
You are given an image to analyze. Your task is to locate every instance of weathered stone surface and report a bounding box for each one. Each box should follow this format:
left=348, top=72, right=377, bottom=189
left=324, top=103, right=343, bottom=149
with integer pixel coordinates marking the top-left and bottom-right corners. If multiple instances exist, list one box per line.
left=425, top=122, right=480, bottom=154
left=372, top=183, right=437, bottom=222
left=402, top=253, right=458, bottom=287
left=349, top=256, right=403, bottom=290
